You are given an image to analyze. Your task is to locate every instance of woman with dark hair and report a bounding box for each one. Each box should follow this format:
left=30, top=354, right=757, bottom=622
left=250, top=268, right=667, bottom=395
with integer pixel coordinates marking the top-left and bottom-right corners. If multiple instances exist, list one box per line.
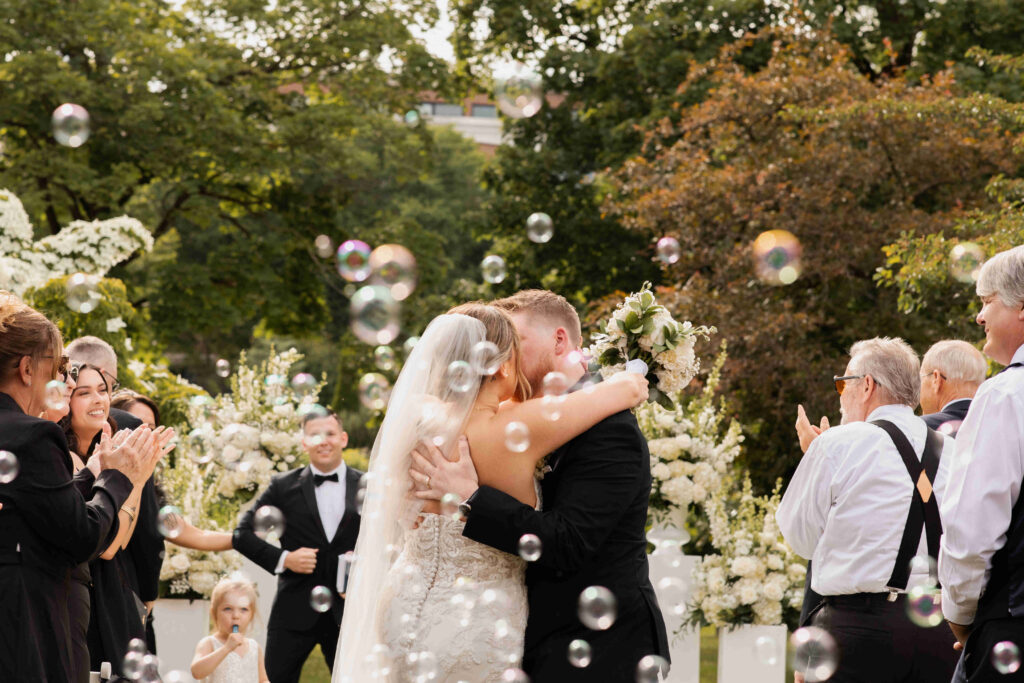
left=0, top=292, right=157, bottom=682
left=59, top=366, right=176, bottom=677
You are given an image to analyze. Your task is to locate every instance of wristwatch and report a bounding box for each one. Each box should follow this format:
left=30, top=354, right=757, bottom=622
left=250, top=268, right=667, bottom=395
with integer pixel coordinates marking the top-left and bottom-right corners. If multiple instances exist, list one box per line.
left=458, top=499, right=472, bottom=518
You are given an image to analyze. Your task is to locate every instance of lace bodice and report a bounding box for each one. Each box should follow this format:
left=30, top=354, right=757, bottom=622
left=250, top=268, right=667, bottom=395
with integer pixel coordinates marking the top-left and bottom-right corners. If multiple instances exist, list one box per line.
left=202, top=636, right=259, bottom=683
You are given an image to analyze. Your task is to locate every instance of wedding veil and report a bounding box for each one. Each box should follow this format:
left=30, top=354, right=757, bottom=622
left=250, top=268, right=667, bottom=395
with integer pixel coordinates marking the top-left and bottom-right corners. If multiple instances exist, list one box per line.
left=333, top=312, right=487, bottom=681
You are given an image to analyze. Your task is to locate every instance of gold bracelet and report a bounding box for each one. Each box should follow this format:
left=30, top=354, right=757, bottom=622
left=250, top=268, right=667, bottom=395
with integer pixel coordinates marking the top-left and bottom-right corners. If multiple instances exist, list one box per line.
left=121, top=505, right=137, bottom=524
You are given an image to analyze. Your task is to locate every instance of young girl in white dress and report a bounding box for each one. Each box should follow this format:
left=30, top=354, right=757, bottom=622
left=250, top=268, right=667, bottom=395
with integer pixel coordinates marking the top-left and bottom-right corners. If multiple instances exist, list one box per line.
left=190, top=577, right=270, bottom=683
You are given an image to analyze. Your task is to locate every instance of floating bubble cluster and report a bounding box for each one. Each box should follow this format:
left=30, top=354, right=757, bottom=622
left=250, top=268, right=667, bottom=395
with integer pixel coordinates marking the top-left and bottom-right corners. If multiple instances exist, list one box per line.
left=336, top=240, right=373, bottom=282
left=791, top=626, right=839, bottom=682
left=949, top=242, right=986, bottom=283
left=370, top=244, right=417, bottom=301
left=526, top=212, right=554, bottom=243
left=65, top=273, right=102, bottom=313
left=481, top=255, right=507, bottom=284
left=351, top=285, right=400, bottom=345
left=156, top=505, right=183, bottom=539
left=753, top=229, right=802, bottom=285
left=358, top=372, right=391, bottom=410
left=655, top=237, right=681, bottom=265
left=494, top=62, right=544, bottom=119
left=52, top=103, right=91, bottom=147
left=44, top=379, right=68, bottom=411
left=254, top=505, right=285, bottom=541
left=0, top=450, right=18, bottom=484
left=518, top=533, right=542, bottom=562
left=578, top=586, right=617, bottom=630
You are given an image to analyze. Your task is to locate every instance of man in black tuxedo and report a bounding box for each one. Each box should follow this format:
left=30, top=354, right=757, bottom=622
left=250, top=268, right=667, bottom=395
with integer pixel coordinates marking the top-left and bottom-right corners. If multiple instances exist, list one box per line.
left=413, top=290, right=670, bottom=683
left=233, top=410, right=361, bottom=683
left=919, top=339, right=986, bottom=435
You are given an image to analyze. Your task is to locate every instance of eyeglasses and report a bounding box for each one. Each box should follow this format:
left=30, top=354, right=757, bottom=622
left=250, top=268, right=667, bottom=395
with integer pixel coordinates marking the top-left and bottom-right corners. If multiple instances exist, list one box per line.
left=100, top=368, right=120, bottom=393
left=920, top=371, right=948, bottom=380
left=833, top=375, right=864, bottom=396
left=67, top=363, right=117, bottom=392
left=41, top=354, right=70, bottom=381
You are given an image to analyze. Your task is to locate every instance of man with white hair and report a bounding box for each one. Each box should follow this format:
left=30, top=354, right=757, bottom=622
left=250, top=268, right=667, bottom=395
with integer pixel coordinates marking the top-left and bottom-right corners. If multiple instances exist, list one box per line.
left=919, top=340, right=987, bottom=436
left=779, top=337, right=958, bottom=682
left=939, top=245, right=1024, bottom=682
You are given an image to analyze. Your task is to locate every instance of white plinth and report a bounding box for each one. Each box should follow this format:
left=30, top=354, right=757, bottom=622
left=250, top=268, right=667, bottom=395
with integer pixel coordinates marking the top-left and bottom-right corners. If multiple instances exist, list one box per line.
left=152, top=598, right=209, bottom=679
left=648, top=524, right=700, bottom=683
left=717, top=624, right=787, bottom=683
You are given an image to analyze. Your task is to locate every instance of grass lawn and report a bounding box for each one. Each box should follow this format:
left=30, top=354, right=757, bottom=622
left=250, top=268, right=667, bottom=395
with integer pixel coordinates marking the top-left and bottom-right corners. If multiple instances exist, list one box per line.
left=299, top=628, right=794, bottom=682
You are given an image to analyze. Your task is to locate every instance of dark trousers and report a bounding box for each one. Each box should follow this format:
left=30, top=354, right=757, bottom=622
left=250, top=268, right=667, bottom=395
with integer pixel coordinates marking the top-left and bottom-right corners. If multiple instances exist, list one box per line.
left=960, top=618, right=1024, bottom=681
left=265, top=612, right=339, bottom=683
left=811, top=594, right=959, bottom=683
left=69, top=580, right=90, bottom=683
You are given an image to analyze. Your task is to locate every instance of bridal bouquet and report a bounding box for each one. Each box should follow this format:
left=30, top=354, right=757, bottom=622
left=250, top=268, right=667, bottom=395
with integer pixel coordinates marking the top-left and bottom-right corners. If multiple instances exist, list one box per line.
left=635, top=346, right=743, bottom=529
left=590, top=282, right=715, bottom=408
left=688, top=476, right=805, bottom=629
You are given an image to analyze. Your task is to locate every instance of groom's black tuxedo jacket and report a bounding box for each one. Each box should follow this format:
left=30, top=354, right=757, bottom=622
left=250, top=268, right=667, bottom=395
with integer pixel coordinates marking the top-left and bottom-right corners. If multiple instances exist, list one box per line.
left=464, top=408, right=671, bottom=682
left=233, top=465, right=362, bottom=632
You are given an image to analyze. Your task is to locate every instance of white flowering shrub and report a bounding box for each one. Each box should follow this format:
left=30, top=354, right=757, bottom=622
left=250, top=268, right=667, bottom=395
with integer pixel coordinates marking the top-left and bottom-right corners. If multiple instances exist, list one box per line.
left=689, top=476, right=806, bottom=629
left=0, top=189, right=154, bottom=295
left=590, top=282, right=715, bottom=408
left=636, top=346, right=743, bottom=529
left=159, top=348, right=325, bottom=598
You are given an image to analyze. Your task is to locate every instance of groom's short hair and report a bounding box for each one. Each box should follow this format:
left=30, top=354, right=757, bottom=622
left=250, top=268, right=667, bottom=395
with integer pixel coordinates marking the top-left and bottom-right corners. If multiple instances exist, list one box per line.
left=493, top=290, right=582, bottom=345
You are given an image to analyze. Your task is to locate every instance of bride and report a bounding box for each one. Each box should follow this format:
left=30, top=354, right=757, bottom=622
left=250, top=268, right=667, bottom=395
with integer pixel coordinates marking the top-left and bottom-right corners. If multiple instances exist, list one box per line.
left=333, top=303, right=647, bottom=682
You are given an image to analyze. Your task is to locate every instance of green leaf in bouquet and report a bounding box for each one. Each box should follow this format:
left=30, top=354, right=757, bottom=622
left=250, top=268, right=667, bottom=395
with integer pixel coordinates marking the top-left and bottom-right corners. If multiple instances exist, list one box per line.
left=639, top=289, right=655, bottom=309
left=624, top=310, right=643, bottom=333
left=642, top=316, right=656, bottom=336
left=650, top=386, right=676, bottom=410
left=599, top=347, right=624, bottom=365
left=616, top=318, right=629, bottom=334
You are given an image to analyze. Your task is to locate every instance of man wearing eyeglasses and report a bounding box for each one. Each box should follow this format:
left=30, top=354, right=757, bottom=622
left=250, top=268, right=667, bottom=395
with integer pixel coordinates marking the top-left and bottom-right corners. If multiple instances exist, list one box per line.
left=919, top=340, right=986, bottom=437
left=65, top=336, right=164, bottom=654
left=939, top=245, right=1024, bottom=683
left=778, top=337, right=959, bottom=682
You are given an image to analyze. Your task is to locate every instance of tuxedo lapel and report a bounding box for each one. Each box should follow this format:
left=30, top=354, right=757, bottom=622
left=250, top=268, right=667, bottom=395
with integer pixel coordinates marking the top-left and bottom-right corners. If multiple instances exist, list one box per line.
left=298, top=467, right=329, bottom=542
left=335, top=467, right=360, bottom=537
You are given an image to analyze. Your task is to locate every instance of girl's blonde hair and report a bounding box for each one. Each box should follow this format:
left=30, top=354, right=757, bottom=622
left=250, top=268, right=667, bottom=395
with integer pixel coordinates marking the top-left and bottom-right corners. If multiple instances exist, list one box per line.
left=209, top=576, right=260, bottom=629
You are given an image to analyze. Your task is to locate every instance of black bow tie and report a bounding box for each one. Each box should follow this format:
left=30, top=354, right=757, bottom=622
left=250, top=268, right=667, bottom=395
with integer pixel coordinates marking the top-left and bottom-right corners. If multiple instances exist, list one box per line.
left=313, top=472, right=339, bottom=487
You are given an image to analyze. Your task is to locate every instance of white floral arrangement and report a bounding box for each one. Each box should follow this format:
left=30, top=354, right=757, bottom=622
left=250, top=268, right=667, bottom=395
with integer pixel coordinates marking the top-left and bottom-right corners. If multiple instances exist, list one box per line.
left=688, top=476, right=806, bottom=629
left=636, top=346, right=744, bottom=529
left=159, top=348, right=325, bottom=598
left=590, top=282, right=715, bottom=408
left=0, top=189, right=154, bottom=295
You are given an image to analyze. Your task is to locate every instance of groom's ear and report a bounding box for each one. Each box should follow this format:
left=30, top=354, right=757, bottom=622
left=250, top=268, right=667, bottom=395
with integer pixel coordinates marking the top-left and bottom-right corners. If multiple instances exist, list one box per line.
left=553, top=327, right=571, bottom=355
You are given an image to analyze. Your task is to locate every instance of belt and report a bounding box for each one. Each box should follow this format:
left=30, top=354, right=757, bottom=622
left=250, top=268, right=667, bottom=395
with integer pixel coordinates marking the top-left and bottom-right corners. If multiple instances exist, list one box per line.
left=824, top=592, right=905, bottom=608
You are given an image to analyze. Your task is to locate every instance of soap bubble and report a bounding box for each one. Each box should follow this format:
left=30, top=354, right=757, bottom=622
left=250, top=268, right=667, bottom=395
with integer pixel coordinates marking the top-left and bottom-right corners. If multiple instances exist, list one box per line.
left=264, top=375, right=286, bottom=388
left=336, top=240, right=373, bottom=282
left=403, top=336, right=420, bottom=354
left=359, top=373, right=391, bottom=411
left=518, top=533, right=542, bottom=562
left=446, top=360, right=476, bottom=393
left=470, top=341, right=502, bottom=376
left=441, top=492, right=461, bottom=519
left=122, top=651, right=144, bottom=680
left=636, top=654, right=670, bottom=682
left=364, top=643, right=395, bottom=678
left=754, top=635, right=780, bottom=666
left=905, top=585, right=943, bottom=627
left=163, top=671, right=189, bottom=683
left=374, top=345, right=396, bottom=371
left=992, top=641, right=1022, bottom=674
left=578, top=585, right=617, bottom=630
left=126, top=638, right=148, bottom=656
left=65, top=273, right=102, bottom=313
left=350, top=285, right=400, bottom=345
left=291, top=372, right=317, bottom=397
left=542, top=371, right=569, bottom=396
left=504, top=421, right=530, bottom=453
left=254, top=505, right=285, bottom=541
left=753, top=229, right=802, bottom=286
left=494, top=62, right=543, bottom=118
left=314, top=234, right=333, bottom=258
left=296, top=402, right=329, bottom=420
left=140, top=654, right=160, bottom=681
left=950, top=242, right=986, bottom=283
left=791, top=626, right=839, bottom=682
left=500, top=668, right=530, bottom=683
left=655, top=237, right=681, bottom=265
left=937, top=420, right=963, bottom=437
left=370, top=244, right=417, bottom=301
left=526, top=212, right=554, bottom=243
left=481, top=255, right=507, bottom=284
left=44, top=379, right=68, bottom=411
left=52, top=103, right=91, bottom=147
left=0, top=450, right=18, bottom=483
left=310, top=585, right=333, bottom=613
left=655, top=576, right=689, bottom=616
left=404, top=110, right=421, bottom=126
left=156, top=505, right=184, bottom=539
left=540, top=394, right=565, bottom=421
left=406, top=650, right=439, bottom=683
left=908, top=555, right=939, bottom=588
left=215, top=358, right=231, bottom=378
left=567, top=639, right=592, bottom=668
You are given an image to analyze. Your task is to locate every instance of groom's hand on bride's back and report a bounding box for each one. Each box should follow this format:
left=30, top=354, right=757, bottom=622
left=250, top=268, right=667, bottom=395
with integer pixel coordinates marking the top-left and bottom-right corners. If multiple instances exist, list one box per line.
left=410, top=435, right=479, bottom=502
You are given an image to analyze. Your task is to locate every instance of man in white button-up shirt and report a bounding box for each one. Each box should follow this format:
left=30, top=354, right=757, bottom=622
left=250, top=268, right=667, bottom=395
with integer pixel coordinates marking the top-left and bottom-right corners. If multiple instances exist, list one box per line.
left=939, top=245, right=1024, bottom=682
left=779, top=337, right=958, bottom=682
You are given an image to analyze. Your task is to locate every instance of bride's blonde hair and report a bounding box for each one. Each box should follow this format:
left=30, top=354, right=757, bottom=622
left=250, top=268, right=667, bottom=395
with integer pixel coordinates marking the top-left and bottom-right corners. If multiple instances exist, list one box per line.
left=447, top=302, right=531, bottom=402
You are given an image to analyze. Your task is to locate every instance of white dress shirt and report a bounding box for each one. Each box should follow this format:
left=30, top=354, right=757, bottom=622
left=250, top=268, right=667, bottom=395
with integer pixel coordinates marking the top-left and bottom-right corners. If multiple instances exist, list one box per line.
left=275, top=463, right=348, bottom=574
left=940, top=344, right=1024, bottom=625
left=777, top=404, right=954, bottom=595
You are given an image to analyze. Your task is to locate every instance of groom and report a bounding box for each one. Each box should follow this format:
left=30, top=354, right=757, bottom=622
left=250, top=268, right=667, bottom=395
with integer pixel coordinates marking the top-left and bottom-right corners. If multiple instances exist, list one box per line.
left=414, top=289, right=670, bottom=682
